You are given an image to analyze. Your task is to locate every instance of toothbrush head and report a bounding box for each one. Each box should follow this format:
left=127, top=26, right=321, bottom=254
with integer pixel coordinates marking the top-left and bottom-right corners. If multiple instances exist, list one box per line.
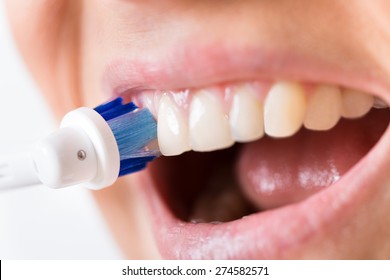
left=95, top=97, right=159, bottom=177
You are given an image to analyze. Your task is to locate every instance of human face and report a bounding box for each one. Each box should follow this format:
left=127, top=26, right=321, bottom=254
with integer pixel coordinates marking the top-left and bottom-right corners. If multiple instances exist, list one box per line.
left=6, top=0, right=390, bottom=259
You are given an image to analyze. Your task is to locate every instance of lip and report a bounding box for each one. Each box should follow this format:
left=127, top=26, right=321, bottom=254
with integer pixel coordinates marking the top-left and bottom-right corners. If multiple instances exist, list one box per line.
left=103, top=41, right=390, bottom=259
left=103, top=40, right=390, bottom=105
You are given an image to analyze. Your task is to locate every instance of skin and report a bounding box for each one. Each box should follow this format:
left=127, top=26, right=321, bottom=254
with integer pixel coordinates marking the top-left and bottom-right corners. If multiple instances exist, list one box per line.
left=5, top=0, right=390, bottom=258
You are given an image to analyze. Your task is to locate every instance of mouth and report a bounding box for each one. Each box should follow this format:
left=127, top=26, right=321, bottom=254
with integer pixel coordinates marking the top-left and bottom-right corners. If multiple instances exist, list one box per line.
left=104, top=47, right=390, bottom=259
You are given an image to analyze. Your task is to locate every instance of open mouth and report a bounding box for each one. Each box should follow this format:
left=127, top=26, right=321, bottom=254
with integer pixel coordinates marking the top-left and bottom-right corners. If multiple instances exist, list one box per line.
left=113, top=79, right=390, bottom=259
left=102, top=33, right=390, bottom=257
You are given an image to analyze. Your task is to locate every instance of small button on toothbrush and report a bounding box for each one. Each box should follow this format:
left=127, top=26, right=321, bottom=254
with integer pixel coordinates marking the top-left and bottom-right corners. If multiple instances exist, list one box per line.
left=0, top=97, right=159, bottom=190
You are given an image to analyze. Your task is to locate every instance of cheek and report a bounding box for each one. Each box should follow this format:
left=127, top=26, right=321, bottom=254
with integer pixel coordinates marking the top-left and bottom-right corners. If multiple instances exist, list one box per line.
left=6, top=0, right=83, bottom=117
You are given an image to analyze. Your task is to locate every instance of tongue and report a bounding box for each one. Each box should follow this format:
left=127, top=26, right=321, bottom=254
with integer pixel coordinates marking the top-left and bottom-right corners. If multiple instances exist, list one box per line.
left=236, top=109, right=389, bottom=210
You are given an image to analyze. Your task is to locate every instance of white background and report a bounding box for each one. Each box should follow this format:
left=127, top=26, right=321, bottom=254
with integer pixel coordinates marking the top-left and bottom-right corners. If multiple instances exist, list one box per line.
left=0, top=0, right=122, bottom=259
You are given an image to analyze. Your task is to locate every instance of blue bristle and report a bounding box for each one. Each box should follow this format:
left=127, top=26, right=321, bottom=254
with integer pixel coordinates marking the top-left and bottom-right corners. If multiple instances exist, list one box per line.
left=94, top=97, right=123, bottom=114
left=118, top=156, right=155, bottom=176
left=94, top=98, right=158, bottom=177
left=100, top=102, right=138, bottom=121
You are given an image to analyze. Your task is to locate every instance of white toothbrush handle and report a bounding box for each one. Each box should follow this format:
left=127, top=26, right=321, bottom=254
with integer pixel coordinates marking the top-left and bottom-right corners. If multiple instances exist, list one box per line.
left=0, top=153, right=41, bottom=190
left=0, top=107, right=120, bottom=191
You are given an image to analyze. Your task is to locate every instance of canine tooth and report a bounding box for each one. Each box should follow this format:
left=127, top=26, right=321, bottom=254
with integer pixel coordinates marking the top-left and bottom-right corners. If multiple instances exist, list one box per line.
left=157, top=96, right=191, bottom=156
left=229, top=85, right=264, bottom=142
left=264, top=81, right=306, bottom=137
left=304, top=85, right=341, bottom=130
left=189, top=90, right=234, bottom=151
left=341, top=89, right=373, bottom=119
left=373, top=97, right=388, bottom=108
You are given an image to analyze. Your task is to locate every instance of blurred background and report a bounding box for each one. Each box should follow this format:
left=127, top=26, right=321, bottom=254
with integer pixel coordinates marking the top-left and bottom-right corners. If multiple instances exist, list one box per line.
left=0, top=0, right=122, bottom=259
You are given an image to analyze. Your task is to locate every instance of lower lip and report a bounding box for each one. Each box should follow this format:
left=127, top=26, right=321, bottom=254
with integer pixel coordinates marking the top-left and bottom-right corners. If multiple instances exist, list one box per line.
left=133, top=122, right=390, bottom=259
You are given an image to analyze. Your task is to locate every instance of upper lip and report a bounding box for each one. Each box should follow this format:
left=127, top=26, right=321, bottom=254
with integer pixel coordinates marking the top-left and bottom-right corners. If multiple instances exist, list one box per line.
left=103, top=39, right=390, bottom=259
left=103, top=39, right=390, bottom=104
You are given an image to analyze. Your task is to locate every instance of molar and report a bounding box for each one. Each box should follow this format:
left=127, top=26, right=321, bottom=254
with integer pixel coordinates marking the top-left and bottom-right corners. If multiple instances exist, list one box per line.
left=373, top=97, right=388, bottom=109
left=229, top=85, right=264, bottom=142
left=264, top=81, right=307, bottom=138
left=189, top=90, right=234, bottom=151
left=341, top=89, right=373, bottom=119
left=157, top=95, right=191, bottom=156
left=304, top=85, right=342, bottom=131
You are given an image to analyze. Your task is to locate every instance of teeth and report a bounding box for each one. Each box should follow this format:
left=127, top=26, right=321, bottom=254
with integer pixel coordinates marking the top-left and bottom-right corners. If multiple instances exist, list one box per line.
left=264, top=81, right=306, bottom=137
left=373, top=97, right=388, bottom=108
left=229, top=85, right=264, bottom=142
left=304, top=85, right=341, bottom=131
left=157, top=95, right=191, bottom=156
left=341, top=89, right=373, bottom=119
left=189, top=90, right=234, bottom=151
left=152, top=80, right=379, bottom=155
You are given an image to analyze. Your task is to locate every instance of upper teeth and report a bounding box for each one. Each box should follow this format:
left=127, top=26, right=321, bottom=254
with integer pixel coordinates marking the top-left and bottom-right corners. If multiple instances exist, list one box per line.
left=340, top=89, right=374, bottom=118
left=189, top=90, right=234, bottom=152
left=303, top=84, right=342, bottom=131
left=229, top=84, right=264, bottom=142
left=264, top=81, right=307, bottom=137
left=157, top=95, right=191, bottom=155
left=134, top=81, right=385, bottom=156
